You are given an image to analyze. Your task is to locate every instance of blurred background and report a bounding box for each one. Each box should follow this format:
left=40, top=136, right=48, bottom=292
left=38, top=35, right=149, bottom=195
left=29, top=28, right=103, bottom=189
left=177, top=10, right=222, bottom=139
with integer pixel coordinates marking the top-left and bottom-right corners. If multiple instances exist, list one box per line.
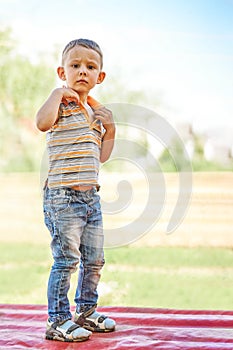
left=0, top=0, right=232, bottom=310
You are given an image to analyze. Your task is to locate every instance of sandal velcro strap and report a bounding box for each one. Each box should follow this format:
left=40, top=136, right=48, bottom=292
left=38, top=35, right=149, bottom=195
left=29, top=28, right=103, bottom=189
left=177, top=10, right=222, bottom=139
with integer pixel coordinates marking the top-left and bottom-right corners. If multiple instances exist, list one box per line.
left=51, top=321, right=60, bottom=329
left=77, top=305, right=97, bottom=326
left=66, top=324, right=81, bottom=334
left=76, top=314, right=85, bottom=326
left=82, top=305, right=97, bottom=318
left=97, top=315, right=107, bottom=323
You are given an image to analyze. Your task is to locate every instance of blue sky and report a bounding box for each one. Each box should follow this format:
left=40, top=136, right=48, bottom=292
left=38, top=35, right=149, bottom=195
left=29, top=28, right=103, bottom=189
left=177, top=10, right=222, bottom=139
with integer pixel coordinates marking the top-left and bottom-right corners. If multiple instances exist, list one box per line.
left=1, top=0, right=233, bottom=132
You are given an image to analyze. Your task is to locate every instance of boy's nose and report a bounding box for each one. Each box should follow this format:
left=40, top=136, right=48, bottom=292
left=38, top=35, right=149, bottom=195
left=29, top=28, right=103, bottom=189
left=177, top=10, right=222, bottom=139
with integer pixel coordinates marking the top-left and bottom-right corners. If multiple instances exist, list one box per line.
left=79, top=65, right=87, bottom=75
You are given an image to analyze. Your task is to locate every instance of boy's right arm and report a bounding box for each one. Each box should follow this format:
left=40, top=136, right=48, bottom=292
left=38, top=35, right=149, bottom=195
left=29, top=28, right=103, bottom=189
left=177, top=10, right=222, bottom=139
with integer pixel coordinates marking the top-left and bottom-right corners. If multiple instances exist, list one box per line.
left=36, top=87, right=79, bottom=132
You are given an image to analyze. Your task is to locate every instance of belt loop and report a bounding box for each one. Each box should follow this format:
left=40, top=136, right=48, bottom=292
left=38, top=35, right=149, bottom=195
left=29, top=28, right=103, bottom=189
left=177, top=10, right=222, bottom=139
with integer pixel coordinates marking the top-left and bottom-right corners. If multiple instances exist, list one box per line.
left=43, top=178, right=48, bottom=191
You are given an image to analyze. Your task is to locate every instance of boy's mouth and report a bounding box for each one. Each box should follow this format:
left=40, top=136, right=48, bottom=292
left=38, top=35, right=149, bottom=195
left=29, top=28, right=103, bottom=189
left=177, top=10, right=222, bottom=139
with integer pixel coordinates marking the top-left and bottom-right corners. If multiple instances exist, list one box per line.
left=77, top=79, right=88, bottom=84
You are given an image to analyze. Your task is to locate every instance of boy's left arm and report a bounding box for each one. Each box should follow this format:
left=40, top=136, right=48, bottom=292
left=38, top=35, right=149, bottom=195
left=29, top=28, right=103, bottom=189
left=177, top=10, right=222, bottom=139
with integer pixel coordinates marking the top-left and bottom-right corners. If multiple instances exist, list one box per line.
left=94, top=107, right=115, bottom=163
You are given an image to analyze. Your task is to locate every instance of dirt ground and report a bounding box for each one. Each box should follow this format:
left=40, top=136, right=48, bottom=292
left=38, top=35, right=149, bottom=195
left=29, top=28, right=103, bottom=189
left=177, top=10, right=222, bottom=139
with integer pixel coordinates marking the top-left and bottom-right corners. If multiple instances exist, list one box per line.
left=0, top=172, right=232, bottom=247
left=132, top=172, right=233, bottom=247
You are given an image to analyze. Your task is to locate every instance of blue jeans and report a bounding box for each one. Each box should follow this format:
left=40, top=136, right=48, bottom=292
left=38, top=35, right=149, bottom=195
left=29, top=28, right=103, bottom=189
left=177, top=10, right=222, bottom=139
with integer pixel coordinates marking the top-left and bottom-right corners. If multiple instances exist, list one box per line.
left=43, top=186, right=105, bottom=323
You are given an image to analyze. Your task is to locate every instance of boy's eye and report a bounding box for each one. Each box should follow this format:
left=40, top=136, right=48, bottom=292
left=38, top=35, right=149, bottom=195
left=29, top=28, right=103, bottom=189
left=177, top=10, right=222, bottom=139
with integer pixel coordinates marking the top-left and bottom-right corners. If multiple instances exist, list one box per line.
left=72, top=64, right=79, bottom=68
left=88, top=65, right=95, bottom=70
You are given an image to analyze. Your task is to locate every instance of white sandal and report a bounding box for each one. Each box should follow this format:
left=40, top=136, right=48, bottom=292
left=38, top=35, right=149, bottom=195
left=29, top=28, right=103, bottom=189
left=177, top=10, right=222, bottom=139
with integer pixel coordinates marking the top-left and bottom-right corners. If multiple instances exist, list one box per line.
left=74, top=305, right=116, bottom=333
left=46, top=319, right=92, bottom=342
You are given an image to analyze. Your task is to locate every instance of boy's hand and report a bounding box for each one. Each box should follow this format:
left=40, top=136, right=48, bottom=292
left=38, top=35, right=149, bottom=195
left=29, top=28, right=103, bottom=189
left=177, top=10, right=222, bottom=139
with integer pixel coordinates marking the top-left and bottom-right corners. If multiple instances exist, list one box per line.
left=36, top=87, right=79, bottom=132
left=95, top=107, right=115, bottom=163
left=60, top=86, right=80, bottom=104
left=94, top=107, right=115, bottom=132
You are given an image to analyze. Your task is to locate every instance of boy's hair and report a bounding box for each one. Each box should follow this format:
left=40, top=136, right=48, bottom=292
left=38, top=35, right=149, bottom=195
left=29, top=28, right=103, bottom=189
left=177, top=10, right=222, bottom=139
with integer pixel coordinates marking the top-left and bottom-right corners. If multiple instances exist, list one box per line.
left=62, top=38, right=103, bottom=68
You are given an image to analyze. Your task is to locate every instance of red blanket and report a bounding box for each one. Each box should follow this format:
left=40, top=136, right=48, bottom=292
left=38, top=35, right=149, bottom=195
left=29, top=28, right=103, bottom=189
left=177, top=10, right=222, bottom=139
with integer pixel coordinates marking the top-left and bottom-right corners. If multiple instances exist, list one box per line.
left=0, top=304, right=233, bottom=349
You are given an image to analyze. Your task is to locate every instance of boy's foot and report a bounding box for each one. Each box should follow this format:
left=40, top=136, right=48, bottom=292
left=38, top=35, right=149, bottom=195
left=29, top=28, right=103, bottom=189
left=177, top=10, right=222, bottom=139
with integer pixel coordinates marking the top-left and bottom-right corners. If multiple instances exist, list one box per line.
left=74, top=305, right=116, bottom=333
left=45, top=319, right=92, bottom=342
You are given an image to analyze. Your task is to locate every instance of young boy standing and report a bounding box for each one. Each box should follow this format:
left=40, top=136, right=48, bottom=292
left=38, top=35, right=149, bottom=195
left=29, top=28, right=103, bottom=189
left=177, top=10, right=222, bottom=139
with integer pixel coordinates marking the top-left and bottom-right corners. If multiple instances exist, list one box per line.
left=36, top=39, right=116, bottom=342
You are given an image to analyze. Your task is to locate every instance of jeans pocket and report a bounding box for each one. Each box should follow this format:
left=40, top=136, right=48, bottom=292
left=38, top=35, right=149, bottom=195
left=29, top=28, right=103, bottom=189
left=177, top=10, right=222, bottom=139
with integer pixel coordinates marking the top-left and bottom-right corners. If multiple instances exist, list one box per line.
left=52, top=197, right=71, bottom=214
left=44, top=209, right=53, bottom=234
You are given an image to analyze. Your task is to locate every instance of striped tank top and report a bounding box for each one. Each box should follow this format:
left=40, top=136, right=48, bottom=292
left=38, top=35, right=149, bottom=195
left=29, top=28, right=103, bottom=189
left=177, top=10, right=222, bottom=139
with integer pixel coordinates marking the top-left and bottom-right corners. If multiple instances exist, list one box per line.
left=46, top=96, right=104, bottom=189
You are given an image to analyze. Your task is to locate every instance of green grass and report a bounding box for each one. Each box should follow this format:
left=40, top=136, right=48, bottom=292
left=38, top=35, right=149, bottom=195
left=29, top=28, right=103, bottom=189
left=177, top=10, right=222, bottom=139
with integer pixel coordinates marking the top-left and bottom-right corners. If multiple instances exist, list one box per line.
left=0, top=243, right=232, bottom=310
left=102, top=247, right=233, bottom=309
left=0, top=243, right=51, bottom=304
left=105, top=246, right=233, bottom=268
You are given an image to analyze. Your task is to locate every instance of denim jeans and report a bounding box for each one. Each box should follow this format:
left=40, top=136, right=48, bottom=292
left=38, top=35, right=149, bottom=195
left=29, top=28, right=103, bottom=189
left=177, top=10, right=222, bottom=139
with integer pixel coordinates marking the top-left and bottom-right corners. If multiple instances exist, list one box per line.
left=43, top=186, right=105, bottom=323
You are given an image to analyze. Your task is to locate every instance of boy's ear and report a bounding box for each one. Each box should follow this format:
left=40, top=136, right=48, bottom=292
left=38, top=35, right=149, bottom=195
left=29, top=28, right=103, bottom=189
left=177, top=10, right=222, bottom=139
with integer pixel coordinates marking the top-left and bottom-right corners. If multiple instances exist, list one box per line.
left=57, top=66, right=66, bottom=81
left=97, top=71, right=106, bottom=84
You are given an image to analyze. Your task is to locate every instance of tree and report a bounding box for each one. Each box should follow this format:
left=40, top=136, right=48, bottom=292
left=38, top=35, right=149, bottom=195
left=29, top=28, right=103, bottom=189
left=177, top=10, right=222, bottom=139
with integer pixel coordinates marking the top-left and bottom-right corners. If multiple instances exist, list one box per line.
left=0, top=27, right=56, bottom=171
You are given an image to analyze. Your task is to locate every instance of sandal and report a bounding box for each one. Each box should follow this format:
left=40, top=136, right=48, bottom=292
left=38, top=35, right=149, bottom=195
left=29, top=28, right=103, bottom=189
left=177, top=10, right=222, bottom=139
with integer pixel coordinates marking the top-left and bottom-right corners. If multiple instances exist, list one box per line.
left=74, top=305, right=116, bottom=333
left=45, top=319, right=92, bottom=342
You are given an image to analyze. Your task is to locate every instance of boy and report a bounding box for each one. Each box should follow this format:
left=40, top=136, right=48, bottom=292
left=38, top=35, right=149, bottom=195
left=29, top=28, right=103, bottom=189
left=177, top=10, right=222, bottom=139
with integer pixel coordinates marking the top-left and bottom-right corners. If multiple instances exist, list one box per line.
left=36, top=39, right=116, bottom=342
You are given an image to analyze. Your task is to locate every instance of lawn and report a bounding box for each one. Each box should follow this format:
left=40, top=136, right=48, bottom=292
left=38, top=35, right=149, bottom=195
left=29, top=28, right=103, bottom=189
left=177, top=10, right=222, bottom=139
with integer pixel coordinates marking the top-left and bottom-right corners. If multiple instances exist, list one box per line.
left=0, top=242, right=232, bottom=310
left=0, top=172, right=232, bottom=310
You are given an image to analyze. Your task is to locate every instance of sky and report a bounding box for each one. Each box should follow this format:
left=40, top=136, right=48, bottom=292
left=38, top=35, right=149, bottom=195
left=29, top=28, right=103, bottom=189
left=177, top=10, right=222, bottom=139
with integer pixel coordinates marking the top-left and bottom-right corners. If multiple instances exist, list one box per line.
left=1, top=0, right=233, bottom=133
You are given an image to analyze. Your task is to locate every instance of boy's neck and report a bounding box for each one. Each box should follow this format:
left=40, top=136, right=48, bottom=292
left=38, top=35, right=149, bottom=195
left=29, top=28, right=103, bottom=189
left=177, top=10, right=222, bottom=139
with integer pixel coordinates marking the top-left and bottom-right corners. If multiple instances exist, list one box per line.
left=79, top=92, right=89, bottom=105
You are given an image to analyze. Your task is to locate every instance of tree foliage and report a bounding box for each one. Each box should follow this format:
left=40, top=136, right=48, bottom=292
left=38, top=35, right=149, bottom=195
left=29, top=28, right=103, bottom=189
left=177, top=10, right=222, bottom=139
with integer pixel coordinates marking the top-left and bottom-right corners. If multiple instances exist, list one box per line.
left=0, top=27, right=231, bottom=173
left=0, top=27, right=56, bottom=171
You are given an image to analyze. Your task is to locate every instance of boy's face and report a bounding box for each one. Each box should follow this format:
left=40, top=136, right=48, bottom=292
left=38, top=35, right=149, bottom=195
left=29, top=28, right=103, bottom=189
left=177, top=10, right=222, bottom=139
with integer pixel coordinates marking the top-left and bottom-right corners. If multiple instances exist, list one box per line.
left=58, top=45, right=105, bottom=94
